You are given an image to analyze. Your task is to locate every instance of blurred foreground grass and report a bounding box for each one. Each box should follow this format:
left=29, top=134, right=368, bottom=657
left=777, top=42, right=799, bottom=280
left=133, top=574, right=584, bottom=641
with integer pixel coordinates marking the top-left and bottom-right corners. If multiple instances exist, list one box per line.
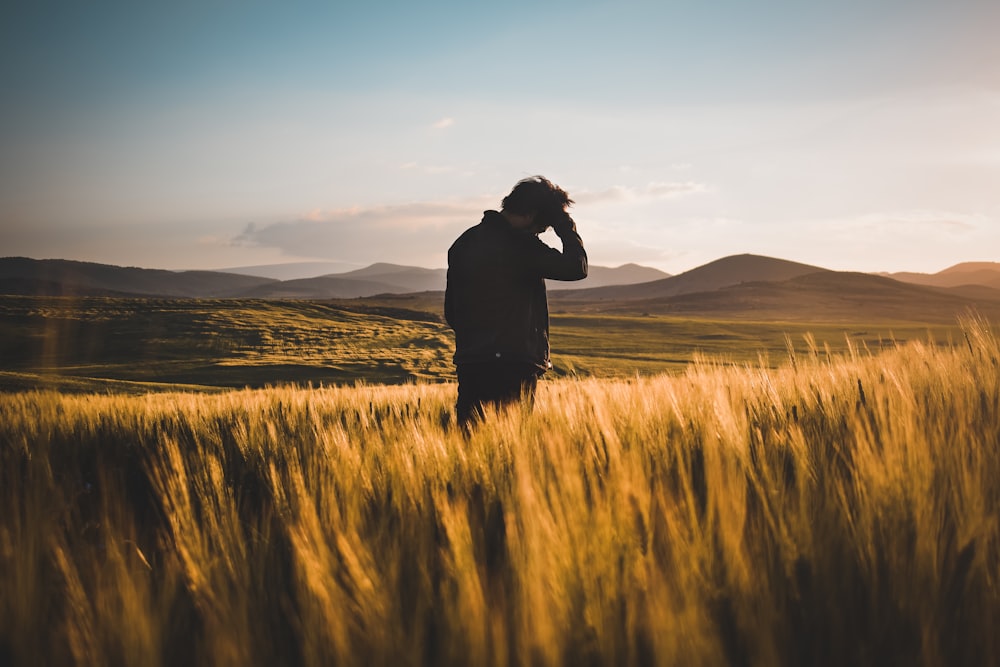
left=1, top=318, right=998, bottom=665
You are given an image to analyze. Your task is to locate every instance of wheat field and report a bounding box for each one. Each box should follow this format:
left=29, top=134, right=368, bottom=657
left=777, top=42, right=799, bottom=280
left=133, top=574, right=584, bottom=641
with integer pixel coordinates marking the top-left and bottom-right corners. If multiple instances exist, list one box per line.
left=1, top=318, right=998, bottom=666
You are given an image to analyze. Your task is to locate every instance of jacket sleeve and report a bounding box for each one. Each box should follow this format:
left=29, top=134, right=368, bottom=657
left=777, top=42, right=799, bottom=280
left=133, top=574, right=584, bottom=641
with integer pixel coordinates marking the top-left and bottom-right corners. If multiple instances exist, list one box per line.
left=444, top=268, right=456, bottom=328
left=522, top=228, right=588, bottom=281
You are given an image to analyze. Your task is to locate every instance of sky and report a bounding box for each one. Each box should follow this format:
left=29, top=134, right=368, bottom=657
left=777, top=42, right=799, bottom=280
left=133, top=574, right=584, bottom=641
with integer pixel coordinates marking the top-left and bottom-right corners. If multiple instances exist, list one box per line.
left=2, top=0, right=998, bottom=275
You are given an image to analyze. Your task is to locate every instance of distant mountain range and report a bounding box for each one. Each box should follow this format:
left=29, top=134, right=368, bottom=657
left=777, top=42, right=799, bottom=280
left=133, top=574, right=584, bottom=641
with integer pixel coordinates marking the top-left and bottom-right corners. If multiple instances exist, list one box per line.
left=562, top=270, right=1000, bottom=322
left=0, top=257, right=670, bottom=299
left=881, top=262, right=1000, bottom=290
left=3, top=255, right=1000, bottom=323
left=548, top=255, right=1000, bottom=322
left=220, top=261, right=365, bottom=281
left=554, top=254, right=830, bottom=301
left=239, top=263, right=450, bottom=299
left=0, top=257, right=279, bottom=298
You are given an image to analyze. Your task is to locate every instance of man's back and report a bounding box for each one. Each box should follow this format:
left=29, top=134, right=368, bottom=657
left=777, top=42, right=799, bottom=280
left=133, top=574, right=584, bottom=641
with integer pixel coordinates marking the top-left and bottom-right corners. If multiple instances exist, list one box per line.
left=444, top=177, right=587, bottom=426
left=446, top=211, right=554, bottom=370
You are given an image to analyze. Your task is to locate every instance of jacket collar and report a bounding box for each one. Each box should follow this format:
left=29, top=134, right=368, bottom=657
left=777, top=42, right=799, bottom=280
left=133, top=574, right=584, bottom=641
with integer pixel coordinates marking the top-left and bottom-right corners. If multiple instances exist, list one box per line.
left=482, top=210, right=507, bottom=226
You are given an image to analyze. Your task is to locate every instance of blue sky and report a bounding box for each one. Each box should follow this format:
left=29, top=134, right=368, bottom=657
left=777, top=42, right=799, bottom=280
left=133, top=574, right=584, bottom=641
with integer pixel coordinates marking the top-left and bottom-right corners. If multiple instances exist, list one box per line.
left=2, top=0, right=998, bottom=274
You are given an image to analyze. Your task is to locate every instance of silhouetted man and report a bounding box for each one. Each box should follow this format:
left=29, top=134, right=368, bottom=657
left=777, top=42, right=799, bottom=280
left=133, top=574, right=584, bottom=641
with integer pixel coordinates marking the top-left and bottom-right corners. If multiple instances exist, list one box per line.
left=445, top=176, right=588, bottom=428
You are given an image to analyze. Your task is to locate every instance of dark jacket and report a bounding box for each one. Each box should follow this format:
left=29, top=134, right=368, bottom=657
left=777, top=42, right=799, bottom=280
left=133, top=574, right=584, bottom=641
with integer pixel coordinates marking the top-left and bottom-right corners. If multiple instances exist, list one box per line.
left=445, top=210, right=587, bottom=371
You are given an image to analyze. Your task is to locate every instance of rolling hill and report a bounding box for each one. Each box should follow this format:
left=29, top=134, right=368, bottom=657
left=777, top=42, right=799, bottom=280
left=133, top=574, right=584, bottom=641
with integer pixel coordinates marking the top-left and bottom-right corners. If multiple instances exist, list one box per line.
left=231, top=263, right=449, bottom=298
left=235, top=276, right=409, bottom=299
left=582, top=270, right=1000, bottom=323
left=239, top=262, right=671, bottom=297
left=0, top=257, right=670, bottom=299
left=328, top=263, right=448, bottom=292
left=0, top=257, right=278, bottom=297
left=553, top=254, right=830, bottom=301
left=886, top=262, right=1000, bottom=290
left=551, top=263, right=670, bottom=290
left=218, top=261, right=365, bottom=281
left=3, top=256, right=998, bottom=323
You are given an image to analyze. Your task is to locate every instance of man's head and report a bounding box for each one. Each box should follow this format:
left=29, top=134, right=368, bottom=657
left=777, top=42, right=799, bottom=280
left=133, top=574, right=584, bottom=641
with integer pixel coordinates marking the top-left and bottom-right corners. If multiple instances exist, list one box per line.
left=501, top=176, right=573, bottom=234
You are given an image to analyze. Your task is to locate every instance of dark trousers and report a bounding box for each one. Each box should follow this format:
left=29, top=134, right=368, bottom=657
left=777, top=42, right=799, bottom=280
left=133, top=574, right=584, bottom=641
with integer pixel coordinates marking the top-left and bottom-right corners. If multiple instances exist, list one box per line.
left=456, top=362, right=540, bottom=428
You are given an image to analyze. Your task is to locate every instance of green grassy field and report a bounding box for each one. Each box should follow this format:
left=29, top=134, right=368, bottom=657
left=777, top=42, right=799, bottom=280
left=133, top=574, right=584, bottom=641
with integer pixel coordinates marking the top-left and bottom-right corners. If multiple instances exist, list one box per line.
left=547, top=312, right=963, bottom=377
left=0, top=295, right=971, bottom=392
left=0, top=296, right=453, bottom=391
left=1, top=317, right=998, bottom=666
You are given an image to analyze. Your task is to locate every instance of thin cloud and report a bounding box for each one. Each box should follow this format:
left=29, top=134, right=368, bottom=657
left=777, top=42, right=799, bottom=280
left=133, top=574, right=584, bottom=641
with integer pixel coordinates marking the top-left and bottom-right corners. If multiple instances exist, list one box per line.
left=232, top=195, right=495, bottom=264
left=432, top=117, right=455, bottom=129
left=574, top=182, right=708, bottom=205
left=232, top=185, right=715, bottom=268
left=829, top=210, right=982, bottom=237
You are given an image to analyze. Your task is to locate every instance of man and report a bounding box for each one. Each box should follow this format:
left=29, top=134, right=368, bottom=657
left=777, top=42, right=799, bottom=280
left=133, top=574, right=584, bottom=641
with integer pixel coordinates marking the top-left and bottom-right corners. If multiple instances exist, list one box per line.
left=445, top=176, right=588, bottom=427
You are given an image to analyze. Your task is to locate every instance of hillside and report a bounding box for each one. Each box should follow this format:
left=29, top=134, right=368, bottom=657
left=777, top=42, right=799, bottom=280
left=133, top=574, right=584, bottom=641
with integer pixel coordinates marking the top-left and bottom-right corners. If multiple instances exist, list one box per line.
left=549, top=262, right=669, bottom=290
left=585, top=271, right=1000, bottom=322
left=219, top=261, right=364, bottom=280
left=0, top=257, right=670, bottom=299
left=325, top=263, right=448, bottom=292
left=236, top=276, right=411, bottom=299
left=0, top=296, right=454, bottom=389
left=0, top=257, right=278, bottom=298
left=5, top=255, right=997, bottom=306
left=242, top=262, right=670, bottom=296
left=888, top=261, right=1000, bottom=290
left=0, top=293, right=976, bottom=392
left=554, top=253, right=829, bottom=301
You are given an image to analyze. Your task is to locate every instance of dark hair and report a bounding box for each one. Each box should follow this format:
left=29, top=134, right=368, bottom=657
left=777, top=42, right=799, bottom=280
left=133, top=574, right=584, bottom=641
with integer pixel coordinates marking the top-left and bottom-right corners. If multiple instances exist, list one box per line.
left=501, top=176, right=573, bottom=218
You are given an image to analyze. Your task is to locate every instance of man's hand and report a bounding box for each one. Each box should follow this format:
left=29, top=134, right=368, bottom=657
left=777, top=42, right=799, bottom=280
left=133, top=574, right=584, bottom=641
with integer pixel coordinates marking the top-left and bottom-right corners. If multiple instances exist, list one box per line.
left=550, top=211, right=577, bottom=236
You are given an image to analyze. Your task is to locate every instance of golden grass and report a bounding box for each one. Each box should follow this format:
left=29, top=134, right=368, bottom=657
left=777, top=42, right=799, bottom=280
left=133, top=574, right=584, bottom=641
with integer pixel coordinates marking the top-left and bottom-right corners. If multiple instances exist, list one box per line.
left=1, top=317, right=998, bottom=666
